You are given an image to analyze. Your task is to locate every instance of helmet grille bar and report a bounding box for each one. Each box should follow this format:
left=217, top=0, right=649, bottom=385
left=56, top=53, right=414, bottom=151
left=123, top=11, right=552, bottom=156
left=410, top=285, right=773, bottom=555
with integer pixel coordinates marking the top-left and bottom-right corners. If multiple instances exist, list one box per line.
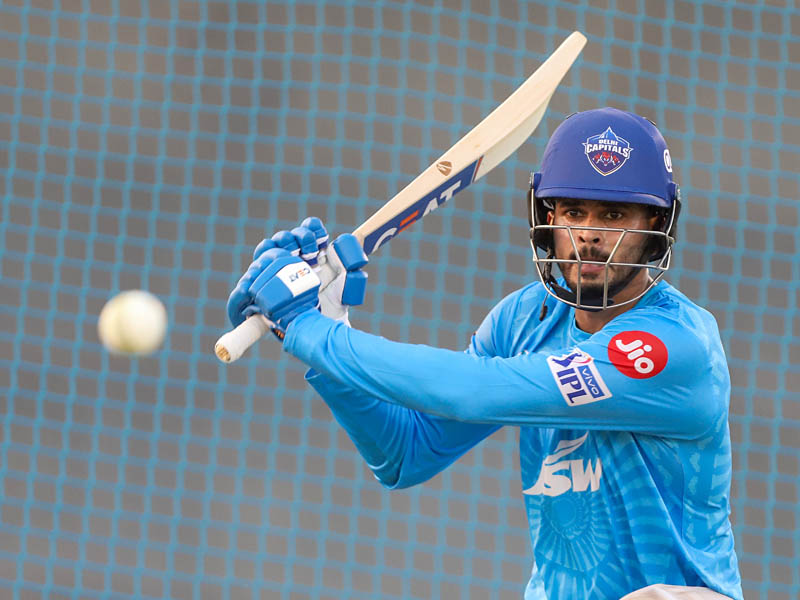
left=529, top=220, right=676, bottom=312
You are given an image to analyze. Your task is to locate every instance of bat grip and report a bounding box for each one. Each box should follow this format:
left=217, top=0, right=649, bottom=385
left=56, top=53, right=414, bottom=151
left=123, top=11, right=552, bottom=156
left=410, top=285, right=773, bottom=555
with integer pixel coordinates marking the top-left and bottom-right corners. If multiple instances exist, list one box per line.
left=214, top=258, right=338, bottom=363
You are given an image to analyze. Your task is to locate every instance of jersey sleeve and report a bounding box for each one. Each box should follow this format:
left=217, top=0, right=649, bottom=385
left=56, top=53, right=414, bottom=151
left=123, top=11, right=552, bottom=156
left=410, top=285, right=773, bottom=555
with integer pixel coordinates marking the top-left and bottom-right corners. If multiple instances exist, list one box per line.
left=305, top=369, right=499, bottom=488
left=285, top=308, right=726, bottom=440
left=301, top=305, right=502, bottom=489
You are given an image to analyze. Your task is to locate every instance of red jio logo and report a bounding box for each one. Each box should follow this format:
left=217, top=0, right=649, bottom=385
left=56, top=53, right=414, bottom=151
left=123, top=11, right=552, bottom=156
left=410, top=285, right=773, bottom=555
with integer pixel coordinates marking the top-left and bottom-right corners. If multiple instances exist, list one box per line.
left=607, top=331, right=668, bottom=379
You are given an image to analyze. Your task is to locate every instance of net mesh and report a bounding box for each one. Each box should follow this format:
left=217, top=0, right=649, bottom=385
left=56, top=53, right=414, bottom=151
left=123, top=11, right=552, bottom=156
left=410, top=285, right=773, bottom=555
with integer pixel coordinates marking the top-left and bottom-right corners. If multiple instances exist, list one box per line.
left=1, top=1, right=798, bottom=598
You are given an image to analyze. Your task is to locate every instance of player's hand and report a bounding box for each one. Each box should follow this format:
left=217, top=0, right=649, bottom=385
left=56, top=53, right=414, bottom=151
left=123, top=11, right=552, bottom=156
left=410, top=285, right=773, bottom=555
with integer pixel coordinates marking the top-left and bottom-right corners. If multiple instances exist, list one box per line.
left=274, top=217, right=368, bottom=325
left=226, top=217, right=368, bottom=329
left=242, top=247, right=321, bottom=340
left=227, top=218, right=327, bottom=328
left=254, top=218, right=368, bottom=326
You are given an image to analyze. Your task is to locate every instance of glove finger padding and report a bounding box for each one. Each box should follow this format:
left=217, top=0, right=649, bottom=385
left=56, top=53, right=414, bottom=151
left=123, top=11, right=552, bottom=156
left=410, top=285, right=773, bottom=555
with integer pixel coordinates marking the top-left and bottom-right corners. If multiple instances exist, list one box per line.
left=252, top=238, right=277, bottom=261
left=256, top=223, right=326, bottom=264
left=269, top=230, right=301, bottom=257
left=290, top=226, right=321, bottom=266
left=227, top=280, right=253, bottom=327
left=228, top=248, right=282, bottom=326
left=301, top=217, right=329, bottom=252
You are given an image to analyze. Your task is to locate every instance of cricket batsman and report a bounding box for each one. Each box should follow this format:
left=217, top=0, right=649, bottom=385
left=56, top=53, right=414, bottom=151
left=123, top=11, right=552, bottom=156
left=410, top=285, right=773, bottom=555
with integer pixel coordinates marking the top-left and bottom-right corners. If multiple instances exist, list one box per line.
left=226, top=108, right=743, bottom=600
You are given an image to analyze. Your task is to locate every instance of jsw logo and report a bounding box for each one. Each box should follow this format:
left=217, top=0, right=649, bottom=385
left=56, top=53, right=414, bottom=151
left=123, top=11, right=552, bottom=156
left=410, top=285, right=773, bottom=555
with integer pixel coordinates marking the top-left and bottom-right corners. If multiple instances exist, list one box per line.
left=522, top=433, right=602, bottom=497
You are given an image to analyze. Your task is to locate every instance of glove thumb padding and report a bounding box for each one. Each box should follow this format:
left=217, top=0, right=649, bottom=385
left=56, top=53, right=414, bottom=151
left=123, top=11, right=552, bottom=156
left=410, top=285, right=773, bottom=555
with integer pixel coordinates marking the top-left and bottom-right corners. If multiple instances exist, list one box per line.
left=329, top=234, right=369, bottom=306
left=332, top=234, right=368, bottom=271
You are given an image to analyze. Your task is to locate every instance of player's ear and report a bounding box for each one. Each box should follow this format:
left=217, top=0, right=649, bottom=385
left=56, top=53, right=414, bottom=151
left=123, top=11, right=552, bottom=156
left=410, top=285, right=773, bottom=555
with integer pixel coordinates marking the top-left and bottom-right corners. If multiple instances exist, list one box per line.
left=645, top=207, right=669, bottom=261
left=648, top=206, right=665, bottom=230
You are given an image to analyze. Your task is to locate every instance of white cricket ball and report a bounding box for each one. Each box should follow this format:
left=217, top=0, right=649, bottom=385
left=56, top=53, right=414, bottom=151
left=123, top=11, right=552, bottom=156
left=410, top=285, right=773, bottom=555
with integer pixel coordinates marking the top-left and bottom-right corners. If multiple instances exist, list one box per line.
left=98, top=290, right=167, bottom=356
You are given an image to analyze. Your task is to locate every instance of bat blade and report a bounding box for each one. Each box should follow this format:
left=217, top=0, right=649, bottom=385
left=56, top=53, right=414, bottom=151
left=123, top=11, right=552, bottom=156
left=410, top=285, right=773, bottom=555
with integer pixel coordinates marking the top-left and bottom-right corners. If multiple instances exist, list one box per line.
left=215, top=31, right=587, bottom=363
left=355, top=31, right=586, bottom=255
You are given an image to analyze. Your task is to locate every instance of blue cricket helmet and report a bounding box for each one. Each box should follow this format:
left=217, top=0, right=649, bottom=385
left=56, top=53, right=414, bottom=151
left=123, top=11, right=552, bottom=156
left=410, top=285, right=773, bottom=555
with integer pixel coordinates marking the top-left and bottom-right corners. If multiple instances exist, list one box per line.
left=532, top=107, right=680, bottom=208
left=529, top=107, right=681, bottom=260
left=528, top=107, right=683, bottom=313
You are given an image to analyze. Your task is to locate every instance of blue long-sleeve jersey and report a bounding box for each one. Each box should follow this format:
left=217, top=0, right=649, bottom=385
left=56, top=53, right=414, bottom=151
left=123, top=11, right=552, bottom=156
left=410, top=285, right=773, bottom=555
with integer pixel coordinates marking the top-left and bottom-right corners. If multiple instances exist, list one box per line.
left=284, top=280, right=742, bottom=600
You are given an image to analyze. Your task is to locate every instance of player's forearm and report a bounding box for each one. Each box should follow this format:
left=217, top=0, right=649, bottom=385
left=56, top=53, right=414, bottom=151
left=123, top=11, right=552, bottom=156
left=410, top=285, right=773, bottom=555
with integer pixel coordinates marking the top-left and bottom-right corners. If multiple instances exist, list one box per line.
left=286, top=310, right=535, bottom=425
left=285, top=310, right=718, bottom=437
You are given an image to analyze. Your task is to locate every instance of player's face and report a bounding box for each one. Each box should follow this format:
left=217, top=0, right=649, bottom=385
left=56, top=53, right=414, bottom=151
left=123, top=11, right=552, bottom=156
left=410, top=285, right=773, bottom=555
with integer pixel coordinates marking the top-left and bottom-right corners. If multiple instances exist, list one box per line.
left=548, top=198, right=660, bottom=303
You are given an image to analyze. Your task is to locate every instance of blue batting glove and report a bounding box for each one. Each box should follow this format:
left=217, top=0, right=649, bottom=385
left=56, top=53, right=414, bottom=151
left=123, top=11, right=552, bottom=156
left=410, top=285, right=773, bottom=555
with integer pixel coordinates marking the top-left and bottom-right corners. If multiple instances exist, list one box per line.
left=226, top=217, right=365, bottom=330
left=227, top=247, right=282, bottom=328
left=247, top=248, right=321, bottom=339
left=228, top=219, right=329, bottom=327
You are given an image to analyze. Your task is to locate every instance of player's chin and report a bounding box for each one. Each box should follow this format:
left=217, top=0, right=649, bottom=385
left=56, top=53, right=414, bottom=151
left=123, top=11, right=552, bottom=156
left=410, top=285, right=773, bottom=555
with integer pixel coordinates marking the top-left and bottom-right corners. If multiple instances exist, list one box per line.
left=564, top=269, right=622, bottom=298
left=563, top=264, right=612, bottom=285
left=569, top=282, right=608, bottom=299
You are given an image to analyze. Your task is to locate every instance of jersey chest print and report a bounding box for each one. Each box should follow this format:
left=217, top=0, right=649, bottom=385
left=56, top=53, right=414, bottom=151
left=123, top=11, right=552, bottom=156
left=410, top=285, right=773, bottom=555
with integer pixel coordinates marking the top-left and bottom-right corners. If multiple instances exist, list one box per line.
left=523, top=433, right=603, bottom=497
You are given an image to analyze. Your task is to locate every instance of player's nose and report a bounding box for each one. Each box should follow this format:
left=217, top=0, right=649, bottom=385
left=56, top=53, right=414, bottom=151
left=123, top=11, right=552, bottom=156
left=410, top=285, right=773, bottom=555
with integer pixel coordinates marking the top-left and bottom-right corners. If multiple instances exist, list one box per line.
left=575, top=225, right=602, bottom=245
left=571, top=211, right=606, bottom=245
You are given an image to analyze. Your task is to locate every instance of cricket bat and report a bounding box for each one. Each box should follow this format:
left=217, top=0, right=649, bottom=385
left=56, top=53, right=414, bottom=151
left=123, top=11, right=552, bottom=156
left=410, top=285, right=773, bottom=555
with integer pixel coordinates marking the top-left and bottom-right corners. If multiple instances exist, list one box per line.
left=215, top=31, right=587, bottom=363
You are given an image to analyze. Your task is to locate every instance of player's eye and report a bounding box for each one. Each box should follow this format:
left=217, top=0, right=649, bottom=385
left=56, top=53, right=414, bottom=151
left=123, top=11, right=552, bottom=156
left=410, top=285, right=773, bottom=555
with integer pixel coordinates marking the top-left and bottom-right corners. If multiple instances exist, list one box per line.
left=605, top=211, right=624, bottom=220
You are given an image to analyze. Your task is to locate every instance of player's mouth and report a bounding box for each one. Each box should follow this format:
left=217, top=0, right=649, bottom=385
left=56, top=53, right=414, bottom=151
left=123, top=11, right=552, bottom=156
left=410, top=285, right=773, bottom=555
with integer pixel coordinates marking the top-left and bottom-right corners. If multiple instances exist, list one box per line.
left=579, top=263, right=606, bottom=275
left=567, top=250, right=610, bottom=276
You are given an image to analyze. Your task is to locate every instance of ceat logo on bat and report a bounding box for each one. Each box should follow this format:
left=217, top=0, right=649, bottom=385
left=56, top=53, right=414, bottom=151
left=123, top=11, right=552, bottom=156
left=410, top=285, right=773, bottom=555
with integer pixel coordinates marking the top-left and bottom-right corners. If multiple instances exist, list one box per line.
left=288, top=265, right=311, bottom=283
left=583, top=127, right=633, bottom=176
left=607, top=331, right=668, bottom=379
left=547, top=349, right=612, bottom=406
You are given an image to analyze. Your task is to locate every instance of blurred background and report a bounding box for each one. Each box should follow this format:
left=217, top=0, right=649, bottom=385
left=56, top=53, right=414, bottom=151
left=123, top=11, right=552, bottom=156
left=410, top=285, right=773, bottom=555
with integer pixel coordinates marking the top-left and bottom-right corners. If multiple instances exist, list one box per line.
left=1, top=0, right=798, bottom=598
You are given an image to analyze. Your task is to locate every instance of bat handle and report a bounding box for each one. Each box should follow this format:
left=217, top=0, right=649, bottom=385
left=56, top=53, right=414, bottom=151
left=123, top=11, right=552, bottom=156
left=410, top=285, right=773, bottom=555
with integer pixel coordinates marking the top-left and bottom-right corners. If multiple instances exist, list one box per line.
left=214, top=314, right=272, bottom=363
left=214, top=258, right=338, bottom=363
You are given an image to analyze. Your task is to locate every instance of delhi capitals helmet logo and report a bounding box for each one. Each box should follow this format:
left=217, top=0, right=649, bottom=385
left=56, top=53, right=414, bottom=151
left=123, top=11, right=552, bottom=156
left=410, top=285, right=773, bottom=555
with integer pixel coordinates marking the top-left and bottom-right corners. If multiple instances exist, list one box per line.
left=583, top=127, right=633, bottom=176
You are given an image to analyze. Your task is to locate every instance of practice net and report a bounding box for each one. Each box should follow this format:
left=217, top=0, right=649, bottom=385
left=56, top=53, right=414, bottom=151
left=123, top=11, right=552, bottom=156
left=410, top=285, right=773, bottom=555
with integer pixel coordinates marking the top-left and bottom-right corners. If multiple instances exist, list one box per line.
left=1, top=1, right=798, bottom=598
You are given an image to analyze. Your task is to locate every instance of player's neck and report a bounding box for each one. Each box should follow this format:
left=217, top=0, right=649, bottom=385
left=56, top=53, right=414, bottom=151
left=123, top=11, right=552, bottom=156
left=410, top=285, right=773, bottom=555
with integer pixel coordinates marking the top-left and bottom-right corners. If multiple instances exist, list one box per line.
left=573, top=272, right=653, bottom=334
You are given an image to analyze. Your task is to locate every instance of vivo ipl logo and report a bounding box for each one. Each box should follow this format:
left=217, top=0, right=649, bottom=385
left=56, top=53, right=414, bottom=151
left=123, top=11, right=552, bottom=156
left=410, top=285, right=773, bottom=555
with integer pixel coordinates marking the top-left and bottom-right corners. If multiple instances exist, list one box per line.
left=547, top=349, right=612, bottom=406
left=583, top=127, right=633, bottom=176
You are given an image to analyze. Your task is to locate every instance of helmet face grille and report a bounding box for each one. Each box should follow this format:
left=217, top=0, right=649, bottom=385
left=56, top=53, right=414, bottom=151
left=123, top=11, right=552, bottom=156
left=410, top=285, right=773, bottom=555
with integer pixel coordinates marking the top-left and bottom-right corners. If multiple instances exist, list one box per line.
left=527, top=197, right=679, bottom=311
